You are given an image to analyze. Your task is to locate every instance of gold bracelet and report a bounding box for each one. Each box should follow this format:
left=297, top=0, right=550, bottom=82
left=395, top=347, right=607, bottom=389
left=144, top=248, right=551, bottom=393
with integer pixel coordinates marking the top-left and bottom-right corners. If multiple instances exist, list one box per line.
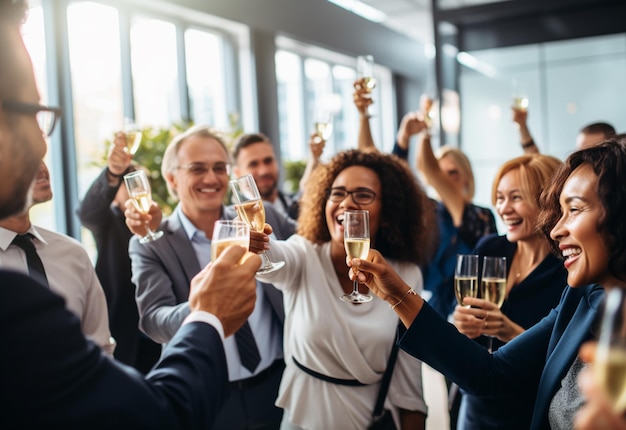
left=390, top=288, right=417, bottom=310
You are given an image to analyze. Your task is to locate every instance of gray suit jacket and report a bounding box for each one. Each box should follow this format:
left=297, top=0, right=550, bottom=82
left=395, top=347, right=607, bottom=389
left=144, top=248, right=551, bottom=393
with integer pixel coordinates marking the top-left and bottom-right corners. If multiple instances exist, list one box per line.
left=129, top=204, right=295, bottom=344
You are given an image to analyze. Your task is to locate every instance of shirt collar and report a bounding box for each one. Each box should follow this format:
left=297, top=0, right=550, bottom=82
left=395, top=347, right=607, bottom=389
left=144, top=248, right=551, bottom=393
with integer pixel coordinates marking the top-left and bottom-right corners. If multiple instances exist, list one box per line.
left=176, top=204, right=229, bottom=241
left=0, top=224, right=48, bottom=251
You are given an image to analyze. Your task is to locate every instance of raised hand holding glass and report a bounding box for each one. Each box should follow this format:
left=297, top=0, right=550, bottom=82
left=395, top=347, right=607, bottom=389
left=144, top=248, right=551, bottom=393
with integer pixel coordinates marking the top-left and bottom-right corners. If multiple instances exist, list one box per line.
left=123, top=170, right=163, bottom=244
left=341, top=209, right=372, bottom=303
left=229, top=174, right=285, bottom=274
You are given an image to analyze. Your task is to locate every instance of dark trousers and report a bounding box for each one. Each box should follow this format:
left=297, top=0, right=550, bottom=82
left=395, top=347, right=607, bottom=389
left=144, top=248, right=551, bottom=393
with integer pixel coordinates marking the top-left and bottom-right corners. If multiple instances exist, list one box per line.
left=212, top=360, right=285, bottom=430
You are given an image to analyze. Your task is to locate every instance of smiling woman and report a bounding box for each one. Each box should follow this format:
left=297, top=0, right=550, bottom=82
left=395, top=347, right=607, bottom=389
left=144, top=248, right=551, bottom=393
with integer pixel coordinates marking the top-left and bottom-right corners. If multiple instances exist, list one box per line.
left=256, top=149, right=435, bottom=429
left=347, top=137, right=626, bottom=430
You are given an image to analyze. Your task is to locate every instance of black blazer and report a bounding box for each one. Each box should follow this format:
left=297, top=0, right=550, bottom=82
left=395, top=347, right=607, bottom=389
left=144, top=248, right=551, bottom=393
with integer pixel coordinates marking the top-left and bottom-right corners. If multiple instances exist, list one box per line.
left=0, top=270, right=228, bottom=429
left=77, top=168, right=146, bottom=365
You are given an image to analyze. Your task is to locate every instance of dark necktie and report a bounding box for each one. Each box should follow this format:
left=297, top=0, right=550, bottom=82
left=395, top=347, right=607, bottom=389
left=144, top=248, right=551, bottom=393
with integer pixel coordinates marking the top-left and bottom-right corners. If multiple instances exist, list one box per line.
left=235, top=320, right=261, bottom=372
left=11, top=233, right=49, bottom=288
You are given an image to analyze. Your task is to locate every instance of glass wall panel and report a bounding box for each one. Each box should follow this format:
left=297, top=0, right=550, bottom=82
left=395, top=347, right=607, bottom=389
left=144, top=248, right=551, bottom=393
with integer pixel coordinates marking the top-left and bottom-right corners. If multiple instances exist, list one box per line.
left=460, top=33, right=626, bottom=233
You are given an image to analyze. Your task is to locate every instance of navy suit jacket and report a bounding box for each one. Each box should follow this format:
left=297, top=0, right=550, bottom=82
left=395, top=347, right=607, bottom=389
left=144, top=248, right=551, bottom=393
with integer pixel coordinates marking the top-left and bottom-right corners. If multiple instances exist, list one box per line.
left=0, top=270, right=228, bottom=429
left=130, top=204, right=295, bottom=343
left=400, top=283, right=604, bottom=430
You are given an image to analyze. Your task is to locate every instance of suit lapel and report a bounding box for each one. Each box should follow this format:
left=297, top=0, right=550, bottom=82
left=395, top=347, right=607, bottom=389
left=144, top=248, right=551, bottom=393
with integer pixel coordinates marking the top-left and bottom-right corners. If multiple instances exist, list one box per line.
left=162, top=213, right=201, bottom=286
left=532, top=285, right=604, bottom=428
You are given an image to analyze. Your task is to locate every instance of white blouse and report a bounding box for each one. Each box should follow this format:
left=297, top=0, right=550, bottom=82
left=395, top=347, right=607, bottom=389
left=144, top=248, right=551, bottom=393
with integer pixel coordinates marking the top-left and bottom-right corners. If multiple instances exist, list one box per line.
left=258, top=235, right=428, bottom=429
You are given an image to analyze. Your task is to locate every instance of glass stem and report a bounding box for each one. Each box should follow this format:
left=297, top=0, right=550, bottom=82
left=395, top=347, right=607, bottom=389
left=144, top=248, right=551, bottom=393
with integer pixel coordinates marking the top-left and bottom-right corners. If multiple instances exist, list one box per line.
left=144, top=222, right=156, bottom=239
left=352, top=280, right=360, bottom=295
left=260, top=251, right=272, bottom=269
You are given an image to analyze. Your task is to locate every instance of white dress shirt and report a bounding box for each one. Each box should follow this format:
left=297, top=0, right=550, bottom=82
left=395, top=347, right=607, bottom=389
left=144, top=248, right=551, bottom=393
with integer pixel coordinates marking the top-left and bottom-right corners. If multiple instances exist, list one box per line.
left=0, top=225, right=115, bottom=354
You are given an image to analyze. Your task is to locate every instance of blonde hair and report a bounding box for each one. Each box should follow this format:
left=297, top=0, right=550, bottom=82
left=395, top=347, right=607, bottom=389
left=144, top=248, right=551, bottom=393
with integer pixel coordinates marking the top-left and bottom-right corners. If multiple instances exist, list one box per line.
left=436, top=146, right=475, bottom=200
left=491, top=154, right=562, bottom=208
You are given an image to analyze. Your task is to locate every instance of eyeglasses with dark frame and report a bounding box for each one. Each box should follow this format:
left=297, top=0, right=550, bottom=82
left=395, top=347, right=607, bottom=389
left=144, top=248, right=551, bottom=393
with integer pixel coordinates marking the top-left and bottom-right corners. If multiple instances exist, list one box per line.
left=1, top=101, right=62, bottom=137
left=176, top=162, right=231, bottom=176
left=325, top=187, right=377, bottom=205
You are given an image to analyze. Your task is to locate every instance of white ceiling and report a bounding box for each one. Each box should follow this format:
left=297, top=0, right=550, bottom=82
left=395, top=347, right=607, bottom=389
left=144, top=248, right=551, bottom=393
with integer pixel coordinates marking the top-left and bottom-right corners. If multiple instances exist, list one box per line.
left=359, top=0, right=511, bottom=44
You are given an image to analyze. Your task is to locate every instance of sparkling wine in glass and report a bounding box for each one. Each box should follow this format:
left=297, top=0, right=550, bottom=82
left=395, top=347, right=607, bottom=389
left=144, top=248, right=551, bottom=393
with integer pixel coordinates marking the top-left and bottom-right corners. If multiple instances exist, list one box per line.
left=455, top=254, right=479, bottom=308
left=124, top=118, right=143, bottom=155
left=511, top=79, right=529, bottom=112
left=481, top=256, right=507, bottom=353
left=341, top=209, right=372, bottom=303
left=314, top=112, right=333, bottom=144
left=357, top=55, right=376, bottom=116
left=357, top=55, right=377, bottom=94
left=595, top=288, right=626, bottom=412
left=123, top=170, right=163, bottom=244
left=211, top=220, right=250, bottom=261
left=229, top=174, right=285, bottom=274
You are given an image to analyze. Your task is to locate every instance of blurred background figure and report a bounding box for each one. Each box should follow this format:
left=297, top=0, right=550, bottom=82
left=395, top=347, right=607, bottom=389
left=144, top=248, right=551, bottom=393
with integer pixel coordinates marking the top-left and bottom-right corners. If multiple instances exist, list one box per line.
left=512, top=104, right=616, bottom=153
left=2, top=161, right=114, bottom=354
left=233, top=132, right=299, bottom=219
left=77, top=132, right=161, bottom=372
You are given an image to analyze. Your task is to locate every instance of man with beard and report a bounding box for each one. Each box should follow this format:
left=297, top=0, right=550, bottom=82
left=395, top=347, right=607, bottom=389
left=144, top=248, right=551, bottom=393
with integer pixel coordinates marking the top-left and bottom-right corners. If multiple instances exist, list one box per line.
left=233, top=133, right=299, bottom=219
left=0, top=1, right=260, bottom=426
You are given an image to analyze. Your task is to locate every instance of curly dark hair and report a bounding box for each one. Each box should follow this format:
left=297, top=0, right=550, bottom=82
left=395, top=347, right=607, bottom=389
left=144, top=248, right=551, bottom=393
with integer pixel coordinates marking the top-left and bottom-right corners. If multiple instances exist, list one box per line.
left=297, top=149, right=436, bottom=265
left=538, top=138, right=626, bottom=282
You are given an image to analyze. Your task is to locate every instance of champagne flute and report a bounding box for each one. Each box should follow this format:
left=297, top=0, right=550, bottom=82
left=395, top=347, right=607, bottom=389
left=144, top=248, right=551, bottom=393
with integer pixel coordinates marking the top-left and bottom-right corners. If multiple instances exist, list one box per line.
left=454, top=254, right=479, bottom=308
left=123, top=118, right=143, bottom=155
left=511, top=79, right=529, bottom=112
left=229, top=174, right=285, bottom=274
left=313, top=111, right=333, bottom=144
left=341, top=210, right=372, bottom=303
left=211, top=220, right=250, bottom=261
left=123, top=170, right=164, bottom=244
left=595, top=288, right=626, bottom=412
left=481, top=256, right=507, bottom=353
left=356, top=55, right=376, bottom=116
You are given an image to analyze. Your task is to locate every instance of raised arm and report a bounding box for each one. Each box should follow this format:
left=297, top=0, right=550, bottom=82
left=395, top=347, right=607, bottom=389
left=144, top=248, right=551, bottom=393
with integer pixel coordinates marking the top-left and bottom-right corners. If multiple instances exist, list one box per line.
left=354, top=78, right=378, bottom=153
left=77, top=133, right=133, bottom=230
left=512, top=106, right=539, bottom=154
left=415, top=133, right=467, bottom=226
left=299, top=133, right=326, bottom=193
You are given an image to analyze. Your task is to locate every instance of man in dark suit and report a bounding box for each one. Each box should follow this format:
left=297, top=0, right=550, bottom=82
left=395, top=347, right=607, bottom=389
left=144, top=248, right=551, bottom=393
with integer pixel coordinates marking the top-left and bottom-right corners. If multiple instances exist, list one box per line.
left=126, top=125, right=295, bottom=429
left=77, top=132, right=161, bottom=372
left=0, top=1, right=260, bottom=427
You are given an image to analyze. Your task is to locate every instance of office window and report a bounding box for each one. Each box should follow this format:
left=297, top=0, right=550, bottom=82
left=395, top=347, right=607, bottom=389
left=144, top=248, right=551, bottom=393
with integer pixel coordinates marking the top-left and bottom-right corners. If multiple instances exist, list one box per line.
left=131, top=18, right=180, bottom=128
left=185, top=29, right=229, bottom=129
left=276, top=51, right=305, bottom=161
left=67, top=1, right=123, bottom=198
left=22, top=0, right=55, bottom=230
left=23, top=0, right=248, bottom=248
left=276, top=40, right=393, bottom=164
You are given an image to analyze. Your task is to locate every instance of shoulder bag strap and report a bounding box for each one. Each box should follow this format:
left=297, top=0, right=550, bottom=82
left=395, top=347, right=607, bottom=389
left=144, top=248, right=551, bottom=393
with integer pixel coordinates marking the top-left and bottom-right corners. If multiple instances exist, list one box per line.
left=373, top=322, right=406, bottom=418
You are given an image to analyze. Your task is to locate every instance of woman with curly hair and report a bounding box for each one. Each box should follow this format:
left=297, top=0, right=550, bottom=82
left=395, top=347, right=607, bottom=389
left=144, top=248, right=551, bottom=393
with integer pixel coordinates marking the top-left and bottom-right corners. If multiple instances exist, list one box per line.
left=256, top=149, right=435, bottom=429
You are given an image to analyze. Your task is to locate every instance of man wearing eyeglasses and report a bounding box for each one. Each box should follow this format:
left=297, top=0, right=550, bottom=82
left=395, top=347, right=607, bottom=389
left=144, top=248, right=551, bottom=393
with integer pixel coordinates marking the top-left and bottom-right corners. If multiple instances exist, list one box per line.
left=0, top=1, right=261, bottom=427
left=126, top=125, right=296, bottom=429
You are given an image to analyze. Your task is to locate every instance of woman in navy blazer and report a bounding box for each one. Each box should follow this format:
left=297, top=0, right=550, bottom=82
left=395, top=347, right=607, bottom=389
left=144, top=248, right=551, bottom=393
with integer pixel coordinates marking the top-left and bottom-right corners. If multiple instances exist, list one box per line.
left=348, top=139, right=626, bottom=430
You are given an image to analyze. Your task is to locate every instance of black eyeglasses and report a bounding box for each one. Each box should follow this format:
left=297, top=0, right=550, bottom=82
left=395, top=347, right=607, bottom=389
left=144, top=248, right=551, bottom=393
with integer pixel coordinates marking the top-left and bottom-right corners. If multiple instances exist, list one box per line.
left=176, top=162, right=231, bottom=176
left=1, top=101, right=62, bottom=137
left=325, top=187, right=377, bottom=205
